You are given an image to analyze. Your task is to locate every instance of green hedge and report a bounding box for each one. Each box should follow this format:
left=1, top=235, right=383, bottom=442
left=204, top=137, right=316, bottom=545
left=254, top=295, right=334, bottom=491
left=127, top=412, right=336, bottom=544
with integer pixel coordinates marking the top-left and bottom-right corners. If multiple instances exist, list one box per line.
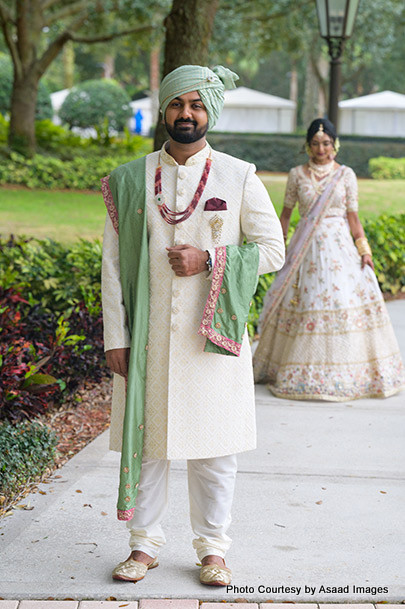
left=0, top=151, right=140, bottom=190
left=0, top=420, right=57, bottom=503
left=369, top=156, right=405, bottom=179
left=207, top=133, right=405, bottom=177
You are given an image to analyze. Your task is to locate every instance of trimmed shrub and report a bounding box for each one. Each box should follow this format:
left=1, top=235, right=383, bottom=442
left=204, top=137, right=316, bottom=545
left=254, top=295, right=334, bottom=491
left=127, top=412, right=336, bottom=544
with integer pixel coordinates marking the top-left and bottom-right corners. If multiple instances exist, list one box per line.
left=0, top=420, right=57, bottom=502
left=0, top=129, right=152, bottom=188
left=207, top=133, right=405, bottom=177
left=0, top=152, right=136, bottom=189
left=59, top=79, right=132, bottom=136
left=369, top=156, right=405, bottom=179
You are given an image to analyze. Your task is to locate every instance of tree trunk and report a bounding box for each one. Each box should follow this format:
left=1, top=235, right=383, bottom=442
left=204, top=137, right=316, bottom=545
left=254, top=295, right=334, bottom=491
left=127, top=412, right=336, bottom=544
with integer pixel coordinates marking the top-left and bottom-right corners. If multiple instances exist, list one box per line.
left=302, top=52, right=319, bottom=128
left=289, top=59, right=298, bottom=131
left=154, top=0, right=219, bottom=150
left=63, top=42, right=75, bottom=89
left=103, top=54, right=115, bottom=79
left=149, top=45, right=160, bottom=133
left=8, top=73, right=39, bottom=157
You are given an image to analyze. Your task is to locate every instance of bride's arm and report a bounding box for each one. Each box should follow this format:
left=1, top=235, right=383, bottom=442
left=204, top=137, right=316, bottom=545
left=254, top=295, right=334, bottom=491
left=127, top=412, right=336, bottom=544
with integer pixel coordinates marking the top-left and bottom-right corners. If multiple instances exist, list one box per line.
left=347, top=211, right=374, bottom=270
left=280, top=206, right=293, bottom=243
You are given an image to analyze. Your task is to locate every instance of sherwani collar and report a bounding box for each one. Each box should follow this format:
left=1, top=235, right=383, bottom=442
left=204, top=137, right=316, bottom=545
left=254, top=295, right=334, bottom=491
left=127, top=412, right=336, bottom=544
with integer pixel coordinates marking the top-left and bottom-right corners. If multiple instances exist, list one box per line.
left=160, top=141, right=211, bottom=167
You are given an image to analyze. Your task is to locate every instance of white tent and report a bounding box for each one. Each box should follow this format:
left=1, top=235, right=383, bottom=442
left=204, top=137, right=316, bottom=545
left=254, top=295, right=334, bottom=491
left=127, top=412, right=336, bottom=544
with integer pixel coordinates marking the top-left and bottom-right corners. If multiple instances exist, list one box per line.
left=50, top=88, right=70, bottom=125
left=52, top=86, right=296, bottom=135
left=339, top=91, right=405, bottom=137
left=212, top=86, right=296, bottom=133
left=129, top=86, right=296, bottom=135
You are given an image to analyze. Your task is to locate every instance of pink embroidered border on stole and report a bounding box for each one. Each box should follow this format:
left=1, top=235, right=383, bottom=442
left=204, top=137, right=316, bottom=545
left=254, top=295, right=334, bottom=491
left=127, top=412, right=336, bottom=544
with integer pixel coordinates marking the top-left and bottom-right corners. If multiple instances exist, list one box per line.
left=101, top=175, right=119, bottom=235
left=117, top=508, right=135, bottom=521
left=198, top=246, right=242, bottom=356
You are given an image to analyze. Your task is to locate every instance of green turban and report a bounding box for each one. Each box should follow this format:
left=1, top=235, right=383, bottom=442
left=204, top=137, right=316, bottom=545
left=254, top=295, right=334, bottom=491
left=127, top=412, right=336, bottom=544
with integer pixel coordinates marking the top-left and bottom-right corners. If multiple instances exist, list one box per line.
left=159, top=64, right=239, bottom=130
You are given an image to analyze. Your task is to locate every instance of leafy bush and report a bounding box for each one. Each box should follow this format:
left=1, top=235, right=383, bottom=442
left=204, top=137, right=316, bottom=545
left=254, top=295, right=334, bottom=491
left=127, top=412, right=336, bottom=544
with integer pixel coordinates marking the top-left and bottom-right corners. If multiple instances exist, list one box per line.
left=0, top=236, right=102, bottom=313
left=369, top=156, right=405, bottom=179
left=0, top=149, right=150, bottom=189
left=364, top=214, right=405, bottom=295
left=0, top=55, right=52, bottom=121
left=35, top=119, right=87, bottom=151
left=59, top=79, right=133, bottom=137
left=0, top=113, right=7, bottom=143
left=207, top=133, right=405, bottom=177
left=0, top=419, right=57, bottom=501
left=0, top=285, right=105, bottom=422
left=0, top=238, right=106, bottom=422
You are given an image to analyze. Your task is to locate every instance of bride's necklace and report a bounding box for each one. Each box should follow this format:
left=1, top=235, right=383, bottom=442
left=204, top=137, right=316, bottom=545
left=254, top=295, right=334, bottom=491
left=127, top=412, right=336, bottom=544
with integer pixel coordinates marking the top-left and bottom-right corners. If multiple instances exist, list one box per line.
left=154, top=153, right=212, bottom=225
left=308, top=159, right=335, bottom=194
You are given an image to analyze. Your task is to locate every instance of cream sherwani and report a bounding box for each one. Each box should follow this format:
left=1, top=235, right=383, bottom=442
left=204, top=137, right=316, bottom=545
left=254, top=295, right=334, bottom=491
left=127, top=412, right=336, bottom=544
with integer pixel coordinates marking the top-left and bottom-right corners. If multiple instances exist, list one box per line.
left=102, top=143, right=284, bottom=461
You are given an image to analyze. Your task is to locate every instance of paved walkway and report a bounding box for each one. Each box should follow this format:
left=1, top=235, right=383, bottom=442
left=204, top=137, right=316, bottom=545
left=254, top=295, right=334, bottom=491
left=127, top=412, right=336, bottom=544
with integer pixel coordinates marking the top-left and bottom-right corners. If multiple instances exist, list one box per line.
left=0, top=301, right=404, bottom=607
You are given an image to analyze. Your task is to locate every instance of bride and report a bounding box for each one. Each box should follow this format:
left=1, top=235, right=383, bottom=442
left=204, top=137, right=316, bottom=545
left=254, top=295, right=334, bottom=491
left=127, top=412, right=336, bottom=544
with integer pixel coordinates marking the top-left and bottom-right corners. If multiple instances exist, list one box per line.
left=253, top=118, right=404, bottom=400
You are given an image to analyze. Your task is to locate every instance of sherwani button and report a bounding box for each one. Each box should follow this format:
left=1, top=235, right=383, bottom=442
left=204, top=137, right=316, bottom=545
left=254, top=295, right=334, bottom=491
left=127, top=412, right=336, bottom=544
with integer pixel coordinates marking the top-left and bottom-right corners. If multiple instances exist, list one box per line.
left=125, top=496, right=131, bottom=502
left=221, top=288, right=227, bottom=294
left=178, top=188, right=185, bottom=196
left=133, top=452, right=138, bottom=458
left=171, top=323, right=178, bottom=331
left=217, top=308, right=223, bottom=314
left=215, top=322, right=221, bottom=329
left=231, top=314, right=237, bottom=320
left=139, top=424, right=144, bottom=430
left=123, top=467, right=129, bottom=473
left=145, top=344, right=149, bottom=350
left=137, top=208, right=143, bottom=214
left=178, top=169, right=186, bottom=179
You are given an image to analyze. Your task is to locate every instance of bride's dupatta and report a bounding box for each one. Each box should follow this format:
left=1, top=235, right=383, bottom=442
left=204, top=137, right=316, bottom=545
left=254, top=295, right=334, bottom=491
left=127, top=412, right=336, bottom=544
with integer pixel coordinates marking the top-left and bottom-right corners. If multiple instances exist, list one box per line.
left=258, top=165, right=346, bottom=331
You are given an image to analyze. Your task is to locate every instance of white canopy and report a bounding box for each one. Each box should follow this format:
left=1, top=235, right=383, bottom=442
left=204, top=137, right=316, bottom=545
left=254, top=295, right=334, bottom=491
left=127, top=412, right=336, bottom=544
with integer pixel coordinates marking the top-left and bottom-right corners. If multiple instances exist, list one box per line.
left=338, top=91, right=405, bottom=137
left=212, top=86, right=296, bottom=133
left=52, top=86, right=296, bottom=135
left=129, top=86, right=296, bottom=135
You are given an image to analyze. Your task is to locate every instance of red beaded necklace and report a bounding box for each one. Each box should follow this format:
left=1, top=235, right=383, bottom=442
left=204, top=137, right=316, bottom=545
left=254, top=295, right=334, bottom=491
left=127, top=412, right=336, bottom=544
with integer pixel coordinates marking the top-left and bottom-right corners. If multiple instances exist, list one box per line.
left=154, top=153, right=212, bottom=225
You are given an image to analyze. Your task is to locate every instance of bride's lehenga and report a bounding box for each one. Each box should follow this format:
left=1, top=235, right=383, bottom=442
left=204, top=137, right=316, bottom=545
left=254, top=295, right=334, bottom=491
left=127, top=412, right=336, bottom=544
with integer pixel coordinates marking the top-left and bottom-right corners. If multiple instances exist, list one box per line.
left=253, top=164, right=404, bottom=401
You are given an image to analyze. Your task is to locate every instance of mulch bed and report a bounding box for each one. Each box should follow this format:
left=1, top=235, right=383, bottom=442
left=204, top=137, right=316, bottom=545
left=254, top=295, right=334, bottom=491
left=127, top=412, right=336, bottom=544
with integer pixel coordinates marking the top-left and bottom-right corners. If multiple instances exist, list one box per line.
left=40, top=377, right=112, bottom=469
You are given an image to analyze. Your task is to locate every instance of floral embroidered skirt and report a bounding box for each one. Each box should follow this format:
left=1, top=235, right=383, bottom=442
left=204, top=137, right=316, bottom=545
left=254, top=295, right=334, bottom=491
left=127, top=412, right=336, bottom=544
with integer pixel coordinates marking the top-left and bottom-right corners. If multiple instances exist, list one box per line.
left=253, top=217, right=405, bottom=401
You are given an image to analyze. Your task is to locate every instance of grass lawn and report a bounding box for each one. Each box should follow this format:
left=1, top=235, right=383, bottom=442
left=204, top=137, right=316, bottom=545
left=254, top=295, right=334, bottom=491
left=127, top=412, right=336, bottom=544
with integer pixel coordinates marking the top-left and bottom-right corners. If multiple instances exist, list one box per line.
left=259, top=173, right=405, bottom=222
left=1, top=175, right=404, bottom=242
left=0, top=187, right=104, bottom=242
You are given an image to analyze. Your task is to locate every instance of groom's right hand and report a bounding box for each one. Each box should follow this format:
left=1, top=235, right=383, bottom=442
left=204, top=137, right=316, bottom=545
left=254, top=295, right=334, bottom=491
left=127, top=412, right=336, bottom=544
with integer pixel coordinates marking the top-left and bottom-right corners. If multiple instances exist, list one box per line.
left=105, top=348, right=130, bottom=378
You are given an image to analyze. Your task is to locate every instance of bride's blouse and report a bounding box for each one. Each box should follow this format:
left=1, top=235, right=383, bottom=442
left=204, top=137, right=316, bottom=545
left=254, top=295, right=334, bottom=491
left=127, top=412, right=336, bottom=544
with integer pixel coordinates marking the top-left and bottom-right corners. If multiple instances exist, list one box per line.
left=283, top=164, right=359, bottom=217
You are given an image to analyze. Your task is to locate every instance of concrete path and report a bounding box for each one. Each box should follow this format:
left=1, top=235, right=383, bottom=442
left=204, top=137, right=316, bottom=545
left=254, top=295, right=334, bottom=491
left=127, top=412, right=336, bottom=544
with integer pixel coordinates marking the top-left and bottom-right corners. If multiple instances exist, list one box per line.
left=0, top=302, right=404, bottom=606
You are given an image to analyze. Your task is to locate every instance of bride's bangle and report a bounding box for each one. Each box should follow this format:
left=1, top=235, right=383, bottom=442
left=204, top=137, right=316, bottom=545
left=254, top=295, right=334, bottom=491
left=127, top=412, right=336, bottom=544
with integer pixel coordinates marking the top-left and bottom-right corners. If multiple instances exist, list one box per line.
left=355, top=237, right=372, bottom=257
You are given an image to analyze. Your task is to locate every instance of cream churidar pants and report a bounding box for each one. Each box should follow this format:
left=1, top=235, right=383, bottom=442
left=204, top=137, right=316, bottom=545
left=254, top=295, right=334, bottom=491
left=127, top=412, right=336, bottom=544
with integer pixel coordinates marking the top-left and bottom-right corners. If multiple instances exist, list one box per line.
left=125, top=455, right=238, bottom=561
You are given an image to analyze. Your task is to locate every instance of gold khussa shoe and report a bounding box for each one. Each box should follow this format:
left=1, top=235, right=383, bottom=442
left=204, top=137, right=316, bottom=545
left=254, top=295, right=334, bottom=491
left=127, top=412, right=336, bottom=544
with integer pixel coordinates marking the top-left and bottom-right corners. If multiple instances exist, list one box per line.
left=200, top=563, right=232, bottom=586
left=112, top=556, right=159, bottom=582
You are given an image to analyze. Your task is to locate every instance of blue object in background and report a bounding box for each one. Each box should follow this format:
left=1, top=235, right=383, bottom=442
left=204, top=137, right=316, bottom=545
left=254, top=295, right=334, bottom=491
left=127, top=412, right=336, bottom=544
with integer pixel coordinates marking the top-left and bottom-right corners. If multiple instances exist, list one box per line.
left=134, top=109, right=143, bottom=134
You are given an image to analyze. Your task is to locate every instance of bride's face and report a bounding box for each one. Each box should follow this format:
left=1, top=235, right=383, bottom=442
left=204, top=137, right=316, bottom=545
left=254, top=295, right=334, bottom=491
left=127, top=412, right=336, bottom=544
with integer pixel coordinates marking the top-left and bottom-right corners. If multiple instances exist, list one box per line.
left=309, top=133, right=335, bottom=164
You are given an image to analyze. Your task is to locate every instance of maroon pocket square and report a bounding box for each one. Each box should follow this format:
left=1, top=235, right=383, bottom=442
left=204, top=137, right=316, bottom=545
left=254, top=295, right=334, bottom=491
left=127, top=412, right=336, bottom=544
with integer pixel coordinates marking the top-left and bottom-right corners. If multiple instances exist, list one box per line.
left=204, top=197, right=227, bottom=211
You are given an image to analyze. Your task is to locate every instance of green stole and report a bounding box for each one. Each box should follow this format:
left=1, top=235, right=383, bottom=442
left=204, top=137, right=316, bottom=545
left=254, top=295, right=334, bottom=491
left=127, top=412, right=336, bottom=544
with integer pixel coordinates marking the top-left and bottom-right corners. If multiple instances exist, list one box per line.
left=102, top=156, right=260, bottom=521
